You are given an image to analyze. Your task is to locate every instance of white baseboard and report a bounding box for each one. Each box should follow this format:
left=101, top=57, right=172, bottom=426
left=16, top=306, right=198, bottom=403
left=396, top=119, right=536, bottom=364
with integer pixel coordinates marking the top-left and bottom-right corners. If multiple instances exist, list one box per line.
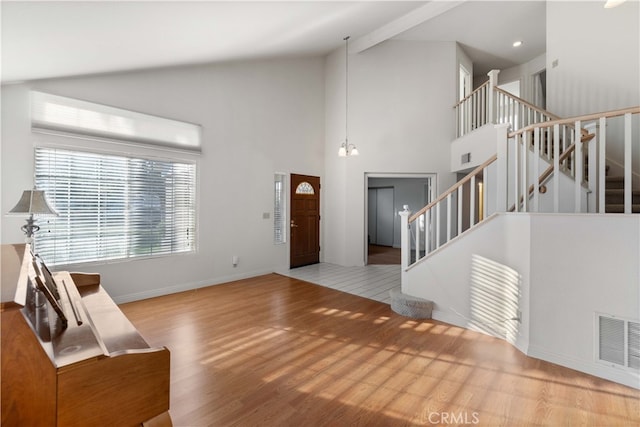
left=528, top=344, right=640, bottom=390
left=434, top=310, right=638, bottom=389
left=432, top=309, right=468, bottom=330
left=111, top=268, right=274, bottom=304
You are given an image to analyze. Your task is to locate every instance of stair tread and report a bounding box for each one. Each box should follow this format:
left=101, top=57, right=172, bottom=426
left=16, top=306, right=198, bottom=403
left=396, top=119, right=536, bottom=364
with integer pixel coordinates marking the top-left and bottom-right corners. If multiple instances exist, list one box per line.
left=605, top=204, right=640, bottom=213
left=605, top=176, right=626, bottom=190
left=606, top=189, right=640, bottom=194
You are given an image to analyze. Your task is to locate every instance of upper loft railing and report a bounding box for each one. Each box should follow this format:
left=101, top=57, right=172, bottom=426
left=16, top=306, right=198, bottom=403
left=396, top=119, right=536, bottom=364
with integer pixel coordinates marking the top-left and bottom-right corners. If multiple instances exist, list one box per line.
left=454, top=69, right=559, bottom=139
left=494, top=87, right=559, bottom=131
left=401, top=106, right=639, bottom=271
left=454, top=80, right=491, bottom=137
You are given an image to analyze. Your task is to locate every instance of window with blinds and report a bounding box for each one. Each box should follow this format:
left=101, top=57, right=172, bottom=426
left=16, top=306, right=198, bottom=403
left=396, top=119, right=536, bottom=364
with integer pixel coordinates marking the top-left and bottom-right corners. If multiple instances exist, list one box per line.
left=274, top=174, right=286, bottom=244
left=34, top=147, right=196, bottom=265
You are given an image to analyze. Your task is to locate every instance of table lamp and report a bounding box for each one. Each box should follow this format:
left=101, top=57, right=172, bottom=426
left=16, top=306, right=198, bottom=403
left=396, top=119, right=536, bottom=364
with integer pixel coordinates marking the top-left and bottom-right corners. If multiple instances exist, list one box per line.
left=7, top=189, right=58, bottom=243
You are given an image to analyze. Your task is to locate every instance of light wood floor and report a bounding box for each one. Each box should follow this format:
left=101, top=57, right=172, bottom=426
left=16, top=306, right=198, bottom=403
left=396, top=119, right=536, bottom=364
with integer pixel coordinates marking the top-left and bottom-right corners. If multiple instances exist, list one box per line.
left=120, top=274, right=639, bottom=426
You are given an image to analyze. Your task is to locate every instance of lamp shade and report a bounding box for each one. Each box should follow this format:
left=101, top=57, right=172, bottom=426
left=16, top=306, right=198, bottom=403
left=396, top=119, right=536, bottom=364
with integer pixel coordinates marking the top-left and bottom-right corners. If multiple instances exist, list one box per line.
left=8, top=190, right=58, bottom=216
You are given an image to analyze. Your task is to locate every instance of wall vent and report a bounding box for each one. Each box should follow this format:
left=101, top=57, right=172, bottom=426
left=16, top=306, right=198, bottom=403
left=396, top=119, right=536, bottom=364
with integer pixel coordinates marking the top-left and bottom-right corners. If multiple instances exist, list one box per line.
left=597, top=313, right=640, bottom=370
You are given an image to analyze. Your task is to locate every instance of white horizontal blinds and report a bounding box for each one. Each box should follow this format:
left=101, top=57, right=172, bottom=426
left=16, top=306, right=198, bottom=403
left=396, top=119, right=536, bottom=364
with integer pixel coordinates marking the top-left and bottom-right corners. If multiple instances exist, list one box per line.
left=31, top=91, right=202, bottom=152
left=274, top=174, right=286, bottom=244
left=34, top=147, right=196, bottom=265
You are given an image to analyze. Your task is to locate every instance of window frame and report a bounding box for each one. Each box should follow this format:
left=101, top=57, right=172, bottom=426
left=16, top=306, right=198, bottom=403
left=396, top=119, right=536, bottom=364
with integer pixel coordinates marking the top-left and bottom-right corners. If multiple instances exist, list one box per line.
left=33, top=145, right=198, bottom=267
left=274, top=173, right=287, bottom=245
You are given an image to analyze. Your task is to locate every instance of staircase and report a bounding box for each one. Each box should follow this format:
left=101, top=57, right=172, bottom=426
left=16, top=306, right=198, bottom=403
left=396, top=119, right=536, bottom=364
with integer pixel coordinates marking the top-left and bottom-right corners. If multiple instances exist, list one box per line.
left=401, top=97, right=640, bottom=269
left=605, top=176, right=640, bottom=213
left=397, top=76, right=640, bottom=389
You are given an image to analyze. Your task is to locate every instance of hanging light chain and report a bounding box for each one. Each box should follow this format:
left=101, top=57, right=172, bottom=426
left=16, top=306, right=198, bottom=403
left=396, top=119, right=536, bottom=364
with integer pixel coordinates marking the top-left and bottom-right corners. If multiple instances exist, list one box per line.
left=338, top=35, right=358, bottom=157
left=344, top=35, right=350, bottom=146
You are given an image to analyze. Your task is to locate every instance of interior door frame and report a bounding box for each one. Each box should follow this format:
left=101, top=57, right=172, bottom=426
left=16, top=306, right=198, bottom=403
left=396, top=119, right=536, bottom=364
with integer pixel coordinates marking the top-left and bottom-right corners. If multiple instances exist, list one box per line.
left=364, top=172, right=437, bottom=265
left=531, top=69, right=547, bottom=110
left=459, top=64, right=471, bottom=101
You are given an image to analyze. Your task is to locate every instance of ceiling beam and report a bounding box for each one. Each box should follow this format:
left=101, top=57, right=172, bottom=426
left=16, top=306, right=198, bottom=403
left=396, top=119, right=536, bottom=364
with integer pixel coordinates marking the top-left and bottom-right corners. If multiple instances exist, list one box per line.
left=349, top=1, right=466, bottom=54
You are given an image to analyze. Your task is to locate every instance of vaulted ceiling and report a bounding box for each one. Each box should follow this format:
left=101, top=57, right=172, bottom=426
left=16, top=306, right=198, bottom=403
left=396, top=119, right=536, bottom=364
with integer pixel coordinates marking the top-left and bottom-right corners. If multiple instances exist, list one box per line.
left=1, top=1, right=546, bottom=84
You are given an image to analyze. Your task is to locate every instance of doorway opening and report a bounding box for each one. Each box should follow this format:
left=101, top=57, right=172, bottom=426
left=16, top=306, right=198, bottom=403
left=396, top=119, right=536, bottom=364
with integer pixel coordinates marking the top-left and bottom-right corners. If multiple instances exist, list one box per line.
left=532, top=69, right=547, bottom=110
left=458, top=64, right=471, bottom=136
left=459, top=64, right=471, bottom=101
left=365, top=173, right=435, bottom=265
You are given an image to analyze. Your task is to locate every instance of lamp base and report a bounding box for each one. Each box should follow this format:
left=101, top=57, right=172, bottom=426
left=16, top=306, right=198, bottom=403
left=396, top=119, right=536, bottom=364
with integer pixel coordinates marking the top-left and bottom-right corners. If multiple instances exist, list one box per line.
left=21, top=214, right=40, bottom=241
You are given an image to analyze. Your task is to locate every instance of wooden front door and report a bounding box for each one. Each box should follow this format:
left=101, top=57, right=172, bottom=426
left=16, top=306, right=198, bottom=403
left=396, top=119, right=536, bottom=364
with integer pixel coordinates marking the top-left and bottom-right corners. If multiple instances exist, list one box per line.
left=290, top=174, right=320, bottom=268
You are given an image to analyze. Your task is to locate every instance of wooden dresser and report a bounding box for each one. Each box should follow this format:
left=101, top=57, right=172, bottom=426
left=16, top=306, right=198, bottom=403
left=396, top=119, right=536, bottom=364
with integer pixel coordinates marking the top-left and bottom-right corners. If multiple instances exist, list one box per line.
left=1, top=244, right=172, bottom=426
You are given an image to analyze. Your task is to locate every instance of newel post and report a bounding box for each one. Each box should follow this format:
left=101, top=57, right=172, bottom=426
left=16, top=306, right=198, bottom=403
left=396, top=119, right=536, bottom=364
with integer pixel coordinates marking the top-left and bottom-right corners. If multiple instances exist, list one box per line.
left=487, top=69, right=501, bottom=124
left=399, top=205, right=411, bottom=289
left=496, top=123, right=510, bottom=212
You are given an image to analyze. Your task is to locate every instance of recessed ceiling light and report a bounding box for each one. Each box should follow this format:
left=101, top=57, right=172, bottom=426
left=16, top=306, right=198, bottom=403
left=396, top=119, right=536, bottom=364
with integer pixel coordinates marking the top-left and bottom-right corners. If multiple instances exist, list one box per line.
left=513, top=40, right=523, bottom=48
left=604, top=0, right=626, bottom=8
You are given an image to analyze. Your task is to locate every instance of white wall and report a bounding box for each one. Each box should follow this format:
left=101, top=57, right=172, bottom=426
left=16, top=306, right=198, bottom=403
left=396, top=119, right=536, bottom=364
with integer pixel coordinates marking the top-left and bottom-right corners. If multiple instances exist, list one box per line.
left=528, top=214, right=640, bottom=389
left=404, top=213, right=640, bottom=388
left=547, top=1, right=640, bottom=177
left=499, top=53, right=546, bottom=106
left=324, top=40, right=458, bottom=266
left=450, top=124, right=499, bottom=172
left=1, top=57, right=325, bottom=302
left=404, top=214, right=531, bottom=352
left=547, top=1, right=640, bottom=117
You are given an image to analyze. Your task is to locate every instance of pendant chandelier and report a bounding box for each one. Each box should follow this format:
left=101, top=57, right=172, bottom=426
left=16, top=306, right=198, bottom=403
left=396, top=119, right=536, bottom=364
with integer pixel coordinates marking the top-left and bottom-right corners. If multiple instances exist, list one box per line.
left=338, top=36, right=359, bottom=157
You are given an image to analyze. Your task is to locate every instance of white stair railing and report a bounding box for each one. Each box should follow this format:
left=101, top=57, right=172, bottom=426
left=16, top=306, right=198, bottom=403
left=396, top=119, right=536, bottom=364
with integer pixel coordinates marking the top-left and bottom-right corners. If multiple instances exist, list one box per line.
left=402, top=106, right=639, bottom=271
left=494, top=87, right=559, bottom=133
left=454, top=69, right=559, bottom=139
left=455, top=80, right=491, bottom=137
left=508, top=107, right=639, bottom=214
left=400, top=154, right=497, bottom=269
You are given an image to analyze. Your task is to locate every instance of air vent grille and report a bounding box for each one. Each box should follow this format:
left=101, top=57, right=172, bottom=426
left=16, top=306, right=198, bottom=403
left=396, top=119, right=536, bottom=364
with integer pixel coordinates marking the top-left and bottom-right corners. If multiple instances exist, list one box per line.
left=597, top=314, right=640, bottom=370
left=629, top=321, right=640, bottom=370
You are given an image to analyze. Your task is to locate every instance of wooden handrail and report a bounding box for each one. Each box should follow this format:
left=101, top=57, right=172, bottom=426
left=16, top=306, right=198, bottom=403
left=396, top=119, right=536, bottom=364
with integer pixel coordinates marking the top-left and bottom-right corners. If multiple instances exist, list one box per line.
left=415, top=107, right=639, bottom=224
left=494, top=87, right=562, bottom=121
left=509, top=106, right=640, bottom=138
left=453, top=80, right=490, bottom=109
left=495, top=88, right=593, bottom=137
left=410, top=154, right=497, bottom=222
left=508, top=141, right=578, bottom=212
left=508, top=117, right=602, bottom=212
